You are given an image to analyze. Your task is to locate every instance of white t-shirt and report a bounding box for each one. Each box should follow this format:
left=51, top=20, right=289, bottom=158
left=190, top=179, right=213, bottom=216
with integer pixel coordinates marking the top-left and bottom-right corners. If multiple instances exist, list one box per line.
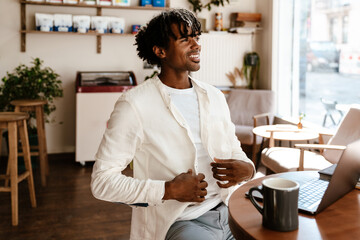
left=163, top=83, right=222, bottom=221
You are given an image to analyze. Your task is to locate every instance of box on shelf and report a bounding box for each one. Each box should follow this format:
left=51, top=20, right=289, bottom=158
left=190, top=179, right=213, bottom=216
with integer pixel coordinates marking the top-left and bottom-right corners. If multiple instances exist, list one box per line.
left=82, top=0, right=96, bottom=5
left=54, top=14, right=73, bottom=32
left=230, top=12, right=261, bottom=29
left=91, top=16, right=109, bottom=33
left=108, top=17, right=125, bottom=33
left=152, top=0, right=165, bottom=7
left=63, top=0, right=79, bottom=3
left=35, top=13, right=54, bottom=32
left=73, top=15, right=91, bottom=33
left=97, top=0, right=112, bottom=5
left=46, top=0, right=63, bottom=3
left=112, top=0, right=130, bottom=6
left=132, top=24, right=140, bottom=34
left=140, top=0, right=152, bottom=6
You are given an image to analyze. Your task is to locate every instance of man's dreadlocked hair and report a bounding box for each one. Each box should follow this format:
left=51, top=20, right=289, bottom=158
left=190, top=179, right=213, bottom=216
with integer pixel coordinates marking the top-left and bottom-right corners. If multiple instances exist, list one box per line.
left=135, top=8, right=201, bottom=66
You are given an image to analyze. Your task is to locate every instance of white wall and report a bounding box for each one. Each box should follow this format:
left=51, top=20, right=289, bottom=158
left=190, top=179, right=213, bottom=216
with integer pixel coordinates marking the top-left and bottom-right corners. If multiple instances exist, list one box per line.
left=0, top=0, right=271, bottom=154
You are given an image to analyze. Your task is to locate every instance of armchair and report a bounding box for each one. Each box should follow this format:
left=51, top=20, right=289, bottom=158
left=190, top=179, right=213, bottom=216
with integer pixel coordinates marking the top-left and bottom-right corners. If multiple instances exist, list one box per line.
left=226, top=89, right=275, bottom=164
left=261, top=107, right=360, bottom=174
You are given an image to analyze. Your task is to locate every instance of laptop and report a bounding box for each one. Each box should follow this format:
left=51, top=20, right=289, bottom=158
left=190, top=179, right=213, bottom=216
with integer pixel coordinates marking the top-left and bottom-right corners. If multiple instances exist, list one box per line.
left=247, top=139, right=360, bottom=215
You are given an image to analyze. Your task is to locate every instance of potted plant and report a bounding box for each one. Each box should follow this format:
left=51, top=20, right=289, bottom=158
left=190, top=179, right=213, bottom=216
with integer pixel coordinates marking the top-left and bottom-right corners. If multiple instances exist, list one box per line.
left=188, top=0, right=230, bottom=13
left=297, top=113, right=306, bottom=129
left=240, top=52, right=260, bottom=89
left=0, top=58, right=63, bottom=133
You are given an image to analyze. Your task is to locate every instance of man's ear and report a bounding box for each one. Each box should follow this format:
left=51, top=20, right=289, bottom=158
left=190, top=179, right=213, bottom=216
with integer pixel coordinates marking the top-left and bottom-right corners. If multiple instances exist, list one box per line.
left=153, top=46, right=166, bottom=59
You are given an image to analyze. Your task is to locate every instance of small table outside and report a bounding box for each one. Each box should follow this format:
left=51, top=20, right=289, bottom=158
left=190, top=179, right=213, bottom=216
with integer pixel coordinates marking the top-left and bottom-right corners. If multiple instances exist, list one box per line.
left=252, top=124, right=319, bottom=148
left=228, top=171, right=360, bottom=239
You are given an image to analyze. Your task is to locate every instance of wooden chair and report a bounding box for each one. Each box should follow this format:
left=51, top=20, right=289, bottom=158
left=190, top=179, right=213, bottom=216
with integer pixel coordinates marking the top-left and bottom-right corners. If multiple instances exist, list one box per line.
left=252, top=112, right=272, bottom=168
left=10, top=100, right=49, bottom=186
left=0, top=112, right=37, bottom=226
left=261, top=107, right=360, bottom=174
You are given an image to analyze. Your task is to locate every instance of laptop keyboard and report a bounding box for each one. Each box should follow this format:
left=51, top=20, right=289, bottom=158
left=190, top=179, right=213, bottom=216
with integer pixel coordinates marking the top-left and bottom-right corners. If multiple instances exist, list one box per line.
left=299, top=178, right=329, bottom=210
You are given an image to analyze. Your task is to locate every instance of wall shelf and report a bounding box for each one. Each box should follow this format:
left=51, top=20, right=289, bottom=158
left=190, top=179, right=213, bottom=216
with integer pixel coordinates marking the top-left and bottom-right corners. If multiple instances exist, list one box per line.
left=20, top=0, right=170, bottom=53
left=21, top=1, right=168, bottom=10
left=21, top=30, right=134, bottom=36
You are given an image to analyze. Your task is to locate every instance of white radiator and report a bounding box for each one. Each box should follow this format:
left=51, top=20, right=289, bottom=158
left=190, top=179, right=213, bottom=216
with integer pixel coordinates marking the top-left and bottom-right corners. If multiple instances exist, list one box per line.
left=191, top=33, right=253, bottom=86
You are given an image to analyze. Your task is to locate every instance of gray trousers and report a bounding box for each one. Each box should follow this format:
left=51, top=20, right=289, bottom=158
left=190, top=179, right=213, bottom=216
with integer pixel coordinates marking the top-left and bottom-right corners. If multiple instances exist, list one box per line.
left=165, top=203, right=235, bottom=240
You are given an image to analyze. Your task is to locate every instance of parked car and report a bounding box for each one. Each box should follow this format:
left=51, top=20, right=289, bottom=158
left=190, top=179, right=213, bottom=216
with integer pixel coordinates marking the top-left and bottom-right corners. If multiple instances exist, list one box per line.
left=307, top=41, right=339, bottom=72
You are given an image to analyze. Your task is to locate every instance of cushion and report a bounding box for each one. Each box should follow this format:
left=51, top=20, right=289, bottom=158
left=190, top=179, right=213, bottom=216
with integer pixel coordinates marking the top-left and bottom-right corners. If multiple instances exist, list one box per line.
left=261, top=147, right=333, bottom=173
left=235, top=125, right=263, bottom=145
left=227, top=89, right=275, bottom=126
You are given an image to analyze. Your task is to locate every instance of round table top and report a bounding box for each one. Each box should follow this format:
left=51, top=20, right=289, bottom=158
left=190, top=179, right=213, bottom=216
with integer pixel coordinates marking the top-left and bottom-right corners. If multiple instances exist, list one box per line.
left=252, top=124, right=319, bottom=142
left=10, top=99, right=47, bottom=107
left=228, top=171, right=360, bottom=240
left=0, top=112, right=29, bottom=122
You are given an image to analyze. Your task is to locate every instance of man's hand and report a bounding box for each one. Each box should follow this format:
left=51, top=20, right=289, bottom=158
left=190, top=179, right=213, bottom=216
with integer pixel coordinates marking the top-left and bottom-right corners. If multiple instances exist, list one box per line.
left=162, top=169, right=208, bottom=202
left=211, top=158, right=254, bottom=188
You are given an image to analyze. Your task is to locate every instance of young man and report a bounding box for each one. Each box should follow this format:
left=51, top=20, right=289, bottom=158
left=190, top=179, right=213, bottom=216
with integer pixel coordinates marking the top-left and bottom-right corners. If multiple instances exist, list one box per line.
left=91, top=9, right=255, bottom=240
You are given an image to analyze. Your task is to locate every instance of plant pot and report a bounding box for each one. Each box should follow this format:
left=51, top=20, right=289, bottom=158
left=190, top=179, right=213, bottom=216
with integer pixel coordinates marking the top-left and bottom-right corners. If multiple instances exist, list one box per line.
left=245, top=53, right=259, bottom=66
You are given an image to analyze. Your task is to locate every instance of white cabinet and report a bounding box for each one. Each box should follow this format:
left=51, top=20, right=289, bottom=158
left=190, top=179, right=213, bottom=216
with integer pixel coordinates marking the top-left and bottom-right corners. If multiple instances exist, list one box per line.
left=75, top=92, right=122, bottom=163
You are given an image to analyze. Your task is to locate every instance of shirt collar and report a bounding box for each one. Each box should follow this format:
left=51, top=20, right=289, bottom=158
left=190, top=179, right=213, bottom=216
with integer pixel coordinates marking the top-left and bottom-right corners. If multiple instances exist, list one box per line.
left=153, top=75, right=207, bottom=97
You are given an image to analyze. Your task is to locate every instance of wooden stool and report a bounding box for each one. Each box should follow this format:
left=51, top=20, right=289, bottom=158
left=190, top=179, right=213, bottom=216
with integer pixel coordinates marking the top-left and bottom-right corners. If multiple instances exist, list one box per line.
left=10, top=100, right=49, bottom=187
left=0, top=112, right=37, bottom=226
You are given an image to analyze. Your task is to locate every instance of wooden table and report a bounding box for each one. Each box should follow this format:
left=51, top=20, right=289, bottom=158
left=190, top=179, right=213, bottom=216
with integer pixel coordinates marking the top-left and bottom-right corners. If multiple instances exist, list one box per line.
left=228, top=171, right=360, bottom=239
left=252, top=124, right=319, bottom=148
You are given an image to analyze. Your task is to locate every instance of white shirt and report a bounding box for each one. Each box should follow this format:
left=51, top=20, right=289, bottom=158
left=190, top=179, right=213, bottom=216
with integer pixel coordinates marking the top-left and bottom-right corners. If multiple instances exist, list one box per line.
left=162, top=84, right=222, bottom=220
left=91, top=76, right=254, bottom=240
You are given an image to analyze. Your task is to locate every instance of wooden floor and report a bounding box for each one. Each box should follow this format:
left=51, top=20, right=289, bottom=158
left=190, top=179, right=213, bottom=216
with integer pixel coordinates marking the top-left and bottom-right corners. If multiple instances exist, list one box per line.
left=0, top=154, right=132, bottom=240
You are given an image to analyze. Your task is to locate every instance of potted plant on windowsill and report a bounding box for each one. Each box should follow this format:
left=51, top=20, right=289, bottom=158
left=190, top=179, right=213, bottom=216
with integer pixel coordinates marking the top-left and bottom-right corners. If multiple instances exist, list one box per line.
left=0, top=58, right=63, bottom=136
left=240, top=52, right=260, bottom=89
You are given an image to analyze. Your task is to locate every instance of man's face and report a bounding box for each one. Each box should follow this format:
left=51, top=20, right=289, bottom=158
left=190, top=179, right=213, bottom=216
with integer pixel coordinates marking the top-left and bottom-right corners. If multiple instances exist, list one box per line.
left=162, top=23, right=201, bottom=72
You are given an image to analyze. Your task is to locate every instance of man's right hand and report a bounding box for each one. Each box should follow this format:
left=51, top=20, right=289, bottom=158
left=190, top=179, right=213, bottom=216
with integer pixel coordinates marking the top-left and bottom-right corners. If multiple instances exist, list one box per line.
left=162, top=169, right=208, bottom=202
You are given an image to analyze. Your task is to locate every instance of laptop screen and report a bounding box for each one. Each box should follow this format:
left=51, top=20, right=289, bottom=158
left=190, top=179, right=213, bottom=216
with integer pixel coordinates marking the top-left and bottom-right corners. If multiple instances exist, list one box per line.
left=317, top=139, right=360, bottom=213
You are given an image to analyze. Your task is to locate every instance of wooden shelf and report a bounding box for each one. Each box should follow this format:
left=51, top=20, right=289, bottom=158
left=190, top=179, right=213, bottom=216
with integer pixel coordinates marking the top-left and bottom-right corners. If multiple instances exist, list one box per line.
left=20, top=0, right=170, bottom=53
left=21, top=30, right=135, bottom=36
left=21, top=1, right=168, bottom=11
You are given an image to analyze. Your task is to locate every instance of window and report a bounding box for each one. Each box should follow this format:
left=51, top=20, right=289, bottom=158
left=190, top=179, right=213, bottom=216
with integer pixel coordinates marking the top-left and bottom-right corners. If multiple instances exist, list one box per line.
left=274, top=0, right=360, bottom=129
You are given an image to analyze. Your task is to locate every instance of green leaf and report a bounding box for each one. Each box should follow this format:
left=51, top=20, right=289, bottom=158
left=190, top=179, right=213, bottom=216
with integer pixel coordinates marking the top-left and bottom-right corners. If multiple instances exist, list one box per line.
left=188, top=0, right=230, bottom=13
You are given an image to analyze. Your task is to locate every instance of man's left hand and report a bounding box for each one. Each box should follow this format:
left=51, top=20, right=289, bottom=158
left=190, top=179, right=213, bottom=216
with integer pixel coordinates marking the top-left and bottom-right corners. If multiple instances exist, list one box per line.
left=210, top=158, right=254, bottom=188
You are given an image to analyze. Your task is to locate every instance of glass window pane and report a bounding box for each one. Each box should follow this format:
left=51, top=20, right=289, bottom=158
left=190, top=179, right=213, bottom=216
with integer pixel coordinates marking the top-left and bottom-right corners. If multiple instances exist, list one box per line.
left=297, top=0, right=360, bottom=129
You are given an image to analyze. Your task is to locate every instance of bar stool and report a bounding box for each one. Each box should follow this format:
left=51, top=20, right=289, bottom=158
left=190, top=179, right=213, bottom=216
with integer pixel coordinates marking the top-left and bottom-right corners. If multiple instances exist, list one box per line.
left=0, top=112, right=37, bottom=226
left=10, top=100, right=49, bottom=187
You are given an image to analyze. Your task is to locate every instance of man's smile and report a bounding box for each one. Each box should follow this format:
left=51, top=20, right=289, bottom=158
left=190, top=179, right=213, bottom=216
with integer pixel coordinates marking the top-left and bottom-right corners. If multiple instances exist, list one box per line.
left=189, top=52, right=200, bottom=62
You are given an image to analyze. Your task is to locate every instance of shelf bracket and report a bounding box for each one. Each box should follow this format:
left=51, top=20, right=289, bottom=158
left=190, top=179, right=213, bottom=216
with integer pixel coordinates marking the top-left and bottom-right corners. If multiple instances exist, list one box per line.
left=97, top=36, right=101, bottom=54
left=96, top=7, right=102, bottom=54
left=21, top=2, right=26, bottom=52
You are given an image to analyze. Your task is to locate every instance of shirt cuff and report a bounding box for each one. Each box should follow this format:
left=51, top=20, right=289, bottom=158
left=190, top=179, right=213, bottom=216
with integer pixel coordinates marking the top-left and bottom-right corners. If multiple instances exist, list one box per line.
left=147, top=180, right=166, bottom=206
